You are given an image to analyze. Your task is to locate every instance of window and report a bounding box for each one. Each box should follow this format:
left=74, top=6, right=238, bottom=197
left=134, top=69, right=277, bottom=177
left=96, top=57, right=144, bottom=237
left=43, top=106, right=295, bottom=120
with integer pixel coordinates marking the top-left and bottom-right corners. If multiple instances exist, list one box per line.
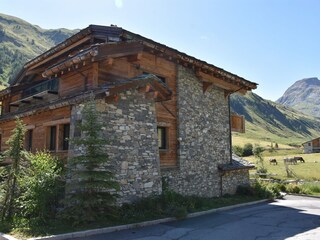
left=49, top=126, right=56, bottom=151
left=157, top=127, right=167, bottom=150
left=62, top=124, right=70, bottom=150
left=25, top=129, right=33, bottom=151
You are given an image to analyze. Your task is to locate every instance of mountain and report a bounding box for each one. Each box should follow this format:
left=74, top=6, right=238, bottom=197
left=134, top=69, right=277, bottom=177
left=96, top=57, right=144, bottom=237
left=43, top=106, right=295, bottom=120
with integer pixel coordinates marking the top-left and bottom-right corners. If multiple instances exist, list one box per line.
left=231, top=92, right=320, bottom=146
left=0, top=13, right=78, bottom=85
left=276, top=77, right=320, bottom=118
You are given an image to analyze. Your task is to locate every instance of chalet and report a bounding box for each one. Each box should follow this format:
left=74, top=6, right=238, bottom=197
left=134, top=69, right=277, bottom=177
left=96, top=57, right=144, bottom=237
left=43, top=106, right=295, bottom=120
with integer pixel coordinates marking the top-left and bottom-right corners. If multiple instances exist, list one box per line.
left=302, top=137, right=320, bottom=153
left=0, top=25, right=257, bottom=203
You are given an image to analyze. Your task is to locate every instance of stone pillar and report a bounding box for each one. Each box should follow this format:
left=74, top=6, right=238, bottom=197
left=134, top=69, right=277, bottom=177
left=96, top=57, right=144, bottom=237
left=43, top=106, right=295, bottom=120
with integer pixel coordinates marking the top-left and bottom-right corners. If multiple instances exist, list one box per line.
left=68, top=90, right=162, bottom=204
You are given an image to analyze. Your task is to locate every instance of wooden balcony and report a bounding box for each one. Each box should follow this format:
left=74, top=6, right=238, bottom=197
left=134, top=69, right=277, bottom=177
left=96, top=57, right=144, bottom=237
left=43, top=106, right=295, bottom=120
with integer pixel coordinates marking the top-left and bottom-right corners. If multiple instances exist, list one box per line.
left=10, top=78, right=59, bottom=107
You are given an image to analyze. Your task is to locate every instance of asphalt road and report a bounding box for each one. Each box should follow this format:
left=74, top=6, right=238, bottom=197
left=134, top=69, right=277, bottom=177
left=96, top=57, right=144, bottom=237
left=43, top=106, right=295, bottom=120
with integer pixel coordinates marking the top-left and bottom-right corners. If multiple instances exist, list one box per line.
left=77, top=195, right=320, bottom=240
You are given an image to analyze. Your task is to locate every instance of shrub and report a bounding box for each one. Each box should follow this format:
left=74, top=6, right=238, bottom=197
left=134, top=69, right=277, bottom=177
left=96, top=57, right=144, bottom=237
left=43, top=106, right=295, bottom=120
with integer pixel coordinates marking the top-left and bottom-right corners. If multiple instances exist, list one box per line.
left=17, top=151, right=64, bottom=224
left=243, top=143, right=253, bottom=156
left=232, top=145, right=243, bottom=157
left=173, top=206, right=188, bottom=219
left=286, top=184, right=302, bottom=194
left=236, top=185, right=255, bottom=196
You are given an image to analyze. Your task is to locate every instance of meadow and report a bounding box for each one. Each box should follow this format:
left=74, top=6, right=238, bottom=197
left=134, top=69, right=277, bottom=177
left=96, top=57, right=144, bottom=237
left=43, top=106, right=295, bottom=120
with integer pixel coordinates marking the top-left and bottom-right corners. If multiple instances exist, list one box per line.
left=244, top=151, right=320, bottom=181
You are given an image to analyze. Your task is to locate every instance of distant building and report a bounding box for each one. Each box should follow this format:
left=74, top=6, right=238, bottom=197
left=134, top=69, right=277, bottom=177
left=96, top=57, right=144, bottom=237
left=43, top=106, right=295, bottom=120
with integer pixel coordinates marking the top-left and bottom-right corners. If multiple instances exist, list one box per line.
left=302, top=137, right=320, bottom=153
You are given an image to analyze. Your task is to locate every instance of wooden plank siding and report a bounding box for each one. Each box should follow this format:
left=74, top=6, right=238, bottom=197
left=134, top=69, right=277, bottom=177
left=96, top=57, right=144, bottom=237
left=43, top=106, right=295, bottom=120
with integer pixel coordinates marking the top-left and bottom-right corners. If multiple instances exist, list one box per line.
left=139, top=52, right=178, bottom=167
left=0, top=106, right=71, bottom=160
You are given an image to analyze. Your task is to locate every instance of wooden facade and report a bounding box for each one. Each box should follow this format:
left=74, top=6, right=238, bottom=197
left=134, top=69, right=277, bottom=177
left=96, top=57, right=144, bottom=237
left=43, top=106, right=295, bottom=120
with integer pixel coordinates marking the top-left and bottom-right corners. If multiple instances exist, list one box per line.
left=0, top=25, right=257, bottom=167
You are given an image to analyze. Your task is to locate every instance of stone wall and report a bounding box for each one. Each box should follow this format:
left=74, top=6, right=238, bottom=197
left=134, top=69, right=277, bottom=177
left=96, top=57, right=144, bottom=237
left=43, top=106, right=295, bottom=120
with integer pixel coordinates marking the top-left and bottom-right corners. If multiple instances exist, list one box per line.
left=162, top=65, right=231, bottom=197
left=68, top=90, right=162, bottom=204
left=221, top=169, right=250, bottom=195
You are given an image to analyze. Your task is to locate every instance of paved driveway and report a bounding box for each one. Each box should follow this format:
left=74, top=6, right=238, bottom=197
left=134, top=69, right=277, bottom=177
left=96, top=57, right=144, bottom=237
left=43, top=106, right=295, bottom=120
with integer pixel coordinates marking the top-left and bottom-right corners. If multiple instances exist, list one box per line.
left=77, top=195, right=320, bottom=240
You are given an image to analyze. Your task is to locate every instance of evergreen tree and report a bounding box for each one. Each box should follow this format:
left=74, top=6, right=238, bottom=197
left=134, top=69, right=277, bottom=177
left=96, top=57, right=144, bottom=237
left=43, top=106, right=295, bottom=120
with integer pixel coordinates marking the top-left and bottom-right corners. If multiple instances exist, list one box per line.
left=64, top=96, right=119, bottom=224
left=0, top=117, right=26, bottom=221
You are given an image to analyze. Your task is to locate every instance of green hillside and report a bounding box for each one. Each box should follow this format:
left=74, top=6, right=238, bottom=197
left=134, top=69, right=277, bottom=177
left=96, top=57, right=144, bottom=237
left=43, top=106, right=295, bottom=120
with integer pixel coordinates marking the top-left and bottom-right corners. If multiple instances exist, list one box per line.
left=0, top=13, right=77, bottom=85
left=231, top=92, right=320, bottom=146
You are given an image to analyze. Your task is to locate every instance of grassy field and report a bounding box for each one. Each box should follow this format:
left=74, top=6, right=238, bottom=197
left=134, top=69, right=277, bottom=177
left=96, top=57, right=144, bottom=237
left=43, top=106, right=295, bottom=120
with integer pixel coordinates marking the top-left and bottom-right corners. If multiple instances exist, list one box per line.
left=245, top=150, right=320, bottom=181
left=232, top=135, right=295, bottom=149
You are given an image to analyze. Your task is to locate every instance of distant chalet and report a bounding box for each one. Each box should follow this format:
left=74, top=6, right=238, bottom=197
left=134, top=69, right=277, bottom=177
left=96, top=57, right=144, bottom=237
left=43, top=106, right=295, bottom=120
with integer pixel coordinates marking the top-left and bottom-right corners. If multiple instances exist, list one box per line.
left=0, top=25, right=257, bottom=202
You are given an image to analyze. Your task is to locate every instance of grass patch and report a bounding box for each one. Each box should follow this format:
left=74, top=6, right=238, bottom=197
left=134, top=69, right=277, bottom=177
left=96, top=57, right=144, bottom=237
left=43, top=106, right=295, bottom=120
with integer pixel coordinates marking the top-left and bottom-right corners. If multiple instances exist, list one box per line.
left=2, top=189, right=268, bottom=239
left=301, top=182, right=320, bottom=195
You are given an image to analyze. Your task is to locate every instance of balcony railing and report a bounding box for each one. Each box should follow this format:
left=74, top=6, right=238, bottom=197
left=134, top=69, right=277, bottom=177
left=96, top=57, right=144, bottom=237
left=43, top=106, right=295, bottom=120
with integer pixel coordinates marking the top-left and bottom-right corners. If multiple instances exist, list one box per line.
left=22, top=78, right=59, bottom=98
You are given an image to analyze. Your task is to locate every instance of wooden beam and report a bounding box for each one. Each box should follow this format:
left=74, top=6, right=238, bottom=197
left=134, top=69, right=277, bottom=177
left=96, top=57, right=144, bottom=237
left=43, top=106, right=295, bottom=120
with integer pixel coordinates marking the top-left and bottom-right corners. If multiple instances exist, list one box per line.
left=91, top=62, right=99, bottom=88
left=196, top=70, right=247, bottom=94
left=48, top=91, right=58, bottom=95
left=94, top=42, right=144, bottom=61
left=203, top=82, right=213, bottom=93
left=43, top=118, right=70, bottom=126
left=28, top=36, right=91, bottom=71
left=33, top=96, right=43, bottom=100
left=127, top=53, right=142, bottom=62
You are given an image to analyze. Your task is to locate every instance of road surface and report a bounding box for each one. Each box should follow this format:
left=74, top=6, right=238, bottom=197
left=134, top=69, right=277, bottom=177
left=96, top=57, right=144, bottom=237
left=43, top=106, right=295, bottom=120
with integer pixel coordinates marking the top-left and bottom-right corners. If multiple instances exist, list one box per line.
left=76, top=195, right=320, bottom=240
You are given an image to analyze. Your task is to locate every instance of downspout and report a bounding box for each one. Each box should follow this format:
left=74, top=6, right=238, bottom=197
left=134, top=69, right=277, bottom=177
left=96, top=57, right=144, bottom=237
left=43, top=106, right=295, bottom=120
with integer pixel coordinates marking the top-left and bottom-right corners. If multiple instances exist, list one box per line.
left=228, top=94, right=232, bottom=164
left=226, top=87, right=245, bottom=164
left=219, top=88, right=244, bottom=196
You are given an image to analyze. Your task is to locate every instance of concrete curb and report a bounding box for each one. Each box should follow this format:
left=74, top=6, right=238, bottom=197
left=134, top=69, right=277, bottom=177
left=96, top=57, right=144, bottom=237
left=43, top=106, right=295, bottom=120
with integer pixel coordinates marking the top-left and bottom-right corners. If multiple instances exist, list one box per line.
left=1, top=199, right=269, bottom=240
left=0, top=232, right=19, bottom=240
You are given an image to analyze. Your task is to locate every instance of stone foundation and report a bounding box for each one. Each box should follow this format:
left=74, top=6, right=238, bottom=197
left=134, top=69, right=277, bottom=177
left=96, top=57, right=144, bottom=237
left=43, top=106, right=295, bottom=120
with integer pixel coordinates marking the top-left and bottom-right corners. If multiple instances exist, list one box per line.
left=221, top=169, right=250, bottom=195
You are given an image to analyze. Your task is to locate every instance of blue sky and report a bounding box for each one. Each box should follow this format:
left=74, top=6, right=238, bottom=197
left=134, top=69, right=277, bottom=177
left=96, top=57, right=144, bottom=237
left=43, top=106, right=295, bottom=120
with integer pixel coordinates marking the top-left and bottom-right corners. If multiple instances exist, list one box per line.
left=1, top=0, right=320, bottom=101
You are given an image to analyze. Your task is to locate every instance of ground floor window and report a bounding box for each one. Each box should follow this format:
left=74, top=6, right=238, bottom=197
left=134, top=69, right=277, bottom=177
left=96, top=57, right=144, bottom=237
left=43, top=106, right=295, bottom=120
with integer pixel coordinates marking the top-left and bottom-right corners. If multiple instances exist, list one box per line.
left=49, top=126, right=56, bottom=151
left=25, top=129, right=33, bottom=151
left=46, top=123, right=70, bottom=152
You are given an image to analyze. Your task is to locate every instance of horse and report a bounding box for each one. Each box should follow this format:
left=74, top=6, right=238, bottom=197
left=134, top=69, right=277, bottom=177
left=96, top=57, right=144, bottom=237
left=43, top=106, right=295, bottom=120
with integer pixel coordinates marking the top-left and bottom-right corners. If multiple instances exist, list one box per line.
left=269, top=158, right=277, bottom=165
left=283, top=157, right=297, bottom=165
left=294, top=156, right=305, bottom=163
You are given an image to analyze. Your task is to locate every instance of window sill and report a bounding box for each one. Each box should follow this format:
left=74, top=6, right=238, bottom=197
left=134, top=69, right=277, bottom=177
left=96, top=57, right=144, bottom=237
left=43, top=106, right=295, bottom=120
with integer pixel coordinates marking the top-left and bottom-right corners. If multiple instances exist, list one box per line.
left=159, top=149, right=169, bottom=152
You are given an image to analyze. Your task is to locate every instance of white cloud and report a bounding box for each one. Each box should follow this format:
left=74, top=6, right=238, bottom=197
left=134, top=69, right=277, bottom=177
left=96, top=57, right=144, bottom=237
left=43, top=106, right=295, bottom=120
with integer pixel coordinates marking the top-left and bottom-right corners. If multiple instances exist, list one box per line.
left=115, top=0, right=123, bottom=8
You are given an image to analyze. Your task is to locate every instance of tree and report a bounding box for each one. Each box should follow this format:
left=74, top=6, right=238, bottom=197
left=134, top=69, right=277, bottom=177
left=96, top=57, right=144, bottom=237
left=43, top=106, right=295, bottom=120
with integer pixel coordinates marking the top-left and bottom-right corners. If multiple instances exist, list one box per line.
left=232, top=145, right=243, bottom=157
left=253, top=145, right=267, bottom=175
left=243, top=143, right=253, bottom=156
left=0, top=117, right=26, bottom=221
left=63, top=95, right=119, bottom=224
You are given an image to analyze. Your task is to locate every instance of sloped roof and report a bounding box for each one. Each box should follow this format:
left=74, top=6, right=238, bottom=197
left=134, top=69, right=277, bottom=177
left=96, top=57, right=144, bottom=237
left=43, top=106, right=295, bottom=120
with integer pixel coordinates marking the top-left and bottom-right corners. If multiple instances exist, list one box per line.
left=10, top=25, right=257, bottom=91
left=218, top=154, right=255, bottom=172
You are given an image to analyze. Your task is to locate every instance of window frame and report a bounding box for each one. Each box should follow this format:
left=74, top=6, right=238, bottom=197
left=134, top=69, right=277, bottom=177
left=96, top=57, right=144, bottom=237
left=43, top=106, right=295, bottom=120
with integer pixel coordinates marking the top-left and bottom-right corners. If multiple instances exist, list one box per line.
left=157, top=126, right=168, bottom=151
left=62, top=123, right=70, bottom=150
